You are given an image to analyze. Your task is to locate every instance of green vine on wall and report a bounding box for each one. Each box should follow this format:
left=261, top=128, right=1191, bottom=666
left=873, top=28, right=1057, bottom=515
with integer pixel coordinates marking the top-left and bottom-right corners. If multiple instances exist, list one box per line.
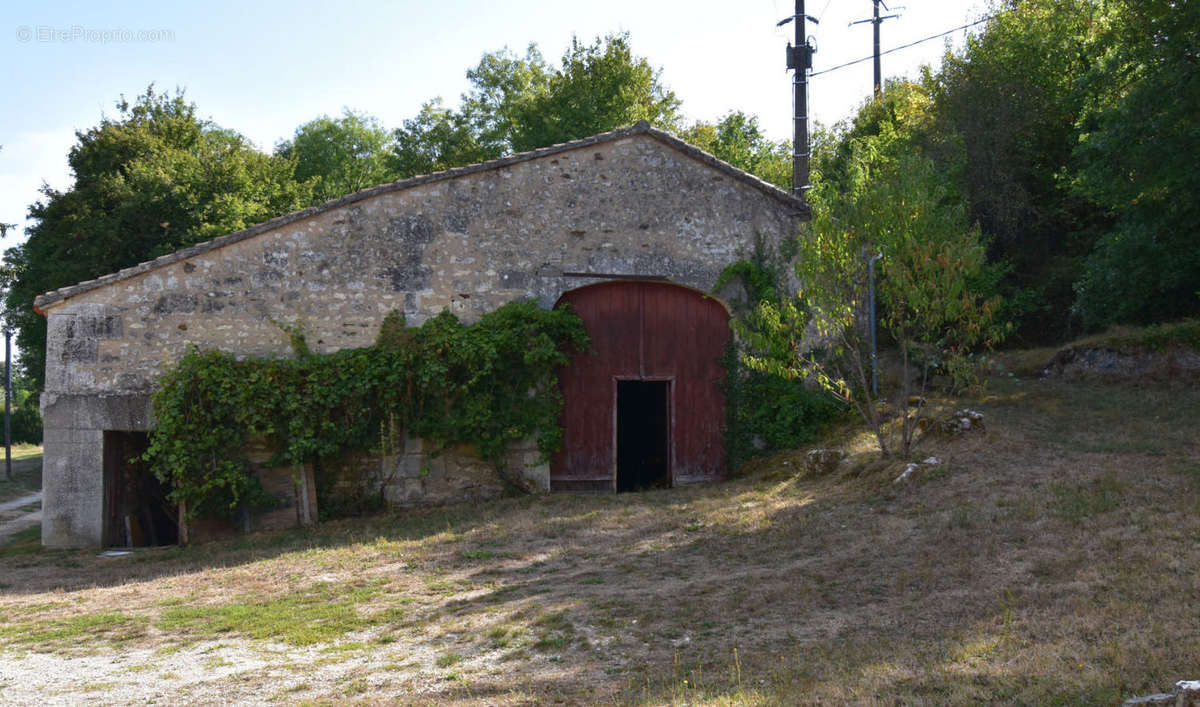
left=144, top=302, right=590, bottom=521
left=716, top=257, right=847, bottom=471
left=714, top=260, right=778, bottom=308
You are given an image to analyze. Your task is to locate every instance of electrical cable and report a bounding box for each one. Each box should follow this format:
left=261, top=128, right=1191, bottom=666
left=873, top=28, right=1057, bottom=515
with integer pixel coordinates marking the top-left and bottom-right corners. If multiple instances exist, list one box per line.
left=817, top=0, right=834, bottom=22
left=809, top=13, right=999, bottom=77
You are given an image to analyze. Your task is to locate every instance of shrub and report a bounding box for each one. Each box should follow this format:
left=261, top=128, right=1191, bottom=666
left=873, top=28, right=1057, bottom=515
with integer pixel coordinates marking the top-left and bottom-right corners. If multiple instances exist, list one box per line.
left=145, top=302, right=588, bottom=522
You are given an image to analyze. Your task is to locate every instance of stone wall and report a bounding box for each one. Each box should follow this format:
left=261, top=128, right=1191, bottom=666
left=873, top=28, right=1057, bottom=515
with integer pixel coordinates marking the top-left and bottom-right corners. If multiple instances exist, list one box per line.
left=324, top=435, right=545, bottom=512
left=36, top=126, right=805, bottom=547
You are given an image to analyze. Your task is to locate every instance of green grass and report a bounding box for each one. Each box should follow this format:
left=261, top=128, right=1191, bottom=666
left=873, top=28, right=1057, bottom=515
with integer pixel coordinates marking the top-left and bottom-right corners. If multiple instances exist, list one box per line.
left=1051, top=472, right=1123, bottom=522
left=0, top=612, right=147, bottom=649
left=342, top=677, right=370, bottom=695
left=156, top=580, right=402, bottom=646
left=948, top=503, right=978, bottom=529
left=531, top=636, right=565, bottom=651
left=486, top=625, right=519, bottom=649
left=1072, top=439, right=1166, bottom=456
left=0, top=524, right=43, bottom=556
left=7, top=444, right=43, bottom=461
left=324, top=640, right=366, bottom=653
left=0, top=449, right=42, bottom=504
left=1093, top=319, right=1200, bottom=353
left=1007, top=379, right=1200, bottom=455
left=528, top=610, right=574, bottom=653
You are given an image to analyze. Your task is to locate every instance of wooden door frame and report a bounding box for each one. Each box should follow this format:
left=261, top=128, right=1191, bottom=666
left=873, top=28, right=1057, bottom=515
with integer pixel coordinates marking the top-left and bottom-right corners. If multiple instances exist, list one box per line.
left=611, top=375, right=675, bottom=491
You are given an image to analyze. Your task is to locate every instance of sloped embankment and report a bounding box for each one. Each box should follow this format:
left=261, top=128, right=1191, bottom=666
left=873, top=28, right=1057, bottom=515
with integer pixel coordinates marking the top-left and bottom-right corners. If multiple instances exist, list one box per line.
left=1041, top=320, right=1200, bottom=380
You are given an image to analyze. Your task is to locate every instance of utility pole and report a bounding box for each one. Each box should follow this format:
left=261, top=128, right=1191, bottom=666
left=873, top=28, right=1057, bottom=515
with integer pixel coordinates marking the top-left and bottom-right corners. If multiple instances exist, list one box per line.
left=852, top=0, right=900, bottom=97
left=779, top=0, right=819, bottom=197
left=868, top=252, right=883, bottom=396
left=5, top=329, right=11, bottom=482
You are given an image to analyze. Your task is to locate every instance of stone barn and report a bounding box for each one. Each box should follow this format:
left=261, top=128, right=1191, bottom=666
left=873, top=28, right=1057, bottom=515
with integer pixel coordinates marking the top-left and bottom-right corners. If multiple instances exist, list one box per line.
left=33, top=121, right=808, bottom=548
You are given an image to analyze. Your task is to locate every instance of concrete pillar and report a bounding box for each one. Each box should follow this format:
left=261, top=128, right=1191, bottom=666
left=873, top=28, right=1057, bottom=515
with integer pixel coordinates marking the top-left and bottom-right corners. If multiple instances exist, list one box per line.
left=39, top=392, right=152, bottom=548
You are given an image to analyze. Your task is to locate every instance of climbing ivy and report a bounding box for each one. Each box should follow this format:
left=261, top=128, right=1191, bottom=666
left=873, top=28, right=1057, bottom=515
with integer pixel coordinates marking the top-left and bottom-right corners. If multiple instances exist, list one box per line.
left=720, top=340, right=846, bottom=471
left=713, top=259, right=778, bottom=306
left=717, top=257, right=847, bottom=470
left=144, top=302, right=589, bottom=521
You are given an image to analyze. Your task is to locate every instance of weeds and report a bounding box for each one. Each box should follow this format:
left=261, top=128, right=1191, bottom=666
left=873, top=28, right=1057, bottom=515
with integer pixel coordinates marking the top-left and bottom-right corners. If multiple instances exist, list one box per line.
left=1052, top=472, right=1122, bottom=522
left=1177, top=464, right=1200, bottom=485
left=0, top=613, right=147, bottom=650
left=0, top=525, right=43, bottom=556
left=156, top=581, right=392, bottom=646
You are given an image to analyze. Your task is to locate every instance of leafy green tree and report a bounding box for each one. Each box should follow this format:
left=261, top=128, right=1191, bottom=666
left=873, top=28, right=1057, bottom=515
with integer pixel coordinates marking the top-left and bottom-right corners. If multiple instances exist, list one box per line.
left=931, top=0, right=1111, bottom=342
left=814, top=80, right=945, bottom=200
left=388, top=33, right=681, bottom=177
left=5, top=370, right=43, bottom=445
left=388, top=98, right=503, bottom=178
left=1, top=87, right=310, bottom=390
left=276, top=109, right=394, bottom=204
left=1070, top=0, right=1200, bottom=327
left=508, top=33, right=681, bottom=152
left=461, top=44, right=552, bottom=153
left=744, top=94, right=1006, bottom=458
left=681, top=112, right=792, bottom=189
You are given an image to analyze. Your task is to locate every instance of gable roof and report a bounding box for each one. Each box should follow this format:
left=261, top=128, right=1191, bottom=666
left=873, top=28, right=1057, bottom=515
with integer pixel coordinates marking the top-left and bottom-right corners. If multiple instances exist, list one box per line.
left=34, top=121, right=808, bottom=313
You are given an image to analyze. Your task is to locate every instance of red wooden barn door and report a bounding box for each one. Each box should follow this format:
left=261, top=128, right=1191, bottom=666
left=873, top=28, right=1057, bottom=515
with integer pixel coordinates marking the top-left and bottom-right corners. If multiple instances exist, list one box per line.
left=551, top=281, right=730, bottom=491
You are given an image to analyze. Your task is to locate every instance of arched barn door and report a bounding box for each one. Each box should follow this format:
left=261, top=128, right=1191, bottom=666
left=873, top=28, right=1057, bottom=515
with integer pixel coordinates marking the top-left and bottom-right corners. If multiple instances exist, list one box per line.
left=551, top=281, right=731, bottom=492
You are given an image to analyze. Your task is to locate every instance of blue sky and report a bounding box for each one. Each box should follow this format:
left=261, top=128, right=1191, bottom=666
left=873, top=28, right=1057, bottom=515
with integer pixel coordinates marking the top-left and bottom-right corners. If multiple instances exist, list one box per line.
left=0, top=0, right=988, bottom=247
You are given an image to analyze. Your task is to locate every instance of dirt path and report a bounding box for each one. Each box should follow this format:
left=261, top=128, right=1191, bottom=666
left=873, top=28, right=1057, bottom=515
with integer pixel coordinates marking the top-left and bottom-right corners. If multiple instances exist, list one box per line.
left=0, top=492, right=41, bottom=513
left=0, top=492, right=41, bottom=544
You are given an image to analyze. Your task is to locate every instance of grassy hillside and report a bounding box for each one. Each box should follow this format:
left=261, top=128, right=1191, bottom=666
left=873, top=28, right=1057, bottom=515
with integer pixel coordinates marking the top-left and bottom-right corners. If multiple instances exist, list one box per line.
left=0, top=369, right=1196, bottom=703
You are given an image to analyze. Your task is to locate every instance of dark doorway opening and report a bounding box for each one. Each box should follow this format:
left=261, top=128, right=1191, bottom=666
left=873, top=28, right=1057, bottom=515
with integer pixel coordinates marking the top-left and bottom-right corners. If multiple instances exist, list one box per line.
left=103, top=431, right=178, bottom=547
left=616, top=380, right=671, bottom=492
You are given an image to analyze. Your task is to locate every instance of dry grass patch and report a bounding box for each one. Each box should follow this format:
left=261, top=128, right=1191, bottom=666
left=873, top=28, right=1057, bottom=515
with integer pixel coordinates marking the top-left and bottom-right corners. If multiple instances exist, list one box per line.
left=0, top=377, right=1197, bottom=704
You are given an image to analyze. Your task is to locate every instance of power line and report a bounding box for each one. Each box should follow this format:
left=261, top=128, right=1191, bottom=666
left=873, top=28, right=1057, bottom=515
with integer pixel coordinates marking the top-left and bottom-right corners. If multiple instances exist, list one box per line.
left=850, top=0, right=901, bottom=97
left=810, top=13, right=999, bottom=78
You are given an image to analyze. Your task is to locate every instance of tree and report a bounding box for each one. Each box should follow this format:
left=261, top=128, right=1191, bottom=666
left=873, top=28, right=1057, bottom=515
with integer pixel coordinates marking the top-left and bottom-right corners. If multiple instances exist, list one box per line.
left=388, top=33, right=681, bottom=178
left=1, top=87, right=310, bottom=390
left=508, top=33, right=682, bottom=152
left=5, top=370, right=42, bottom=445
left=276, top=109, right=393, bottom=204
left=388, top=98, right=503, bottom=179
left=461, top=44, right=552, bottom=154
left=1070, top=0, right=1200, bottom=327
left=742, top=91, right=1006, bottom=458
left=930, top=0, right=1111, bottom=342
left=681, top=112, right=792, bottom=190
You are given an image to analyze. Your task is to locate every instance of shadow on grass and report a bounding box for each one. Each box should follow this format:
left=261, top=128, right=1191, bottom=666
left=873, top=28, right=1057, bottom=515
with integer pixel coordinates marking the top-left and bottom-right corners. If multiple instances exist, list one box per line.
left=1, top=382, right=1198, bottom=703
